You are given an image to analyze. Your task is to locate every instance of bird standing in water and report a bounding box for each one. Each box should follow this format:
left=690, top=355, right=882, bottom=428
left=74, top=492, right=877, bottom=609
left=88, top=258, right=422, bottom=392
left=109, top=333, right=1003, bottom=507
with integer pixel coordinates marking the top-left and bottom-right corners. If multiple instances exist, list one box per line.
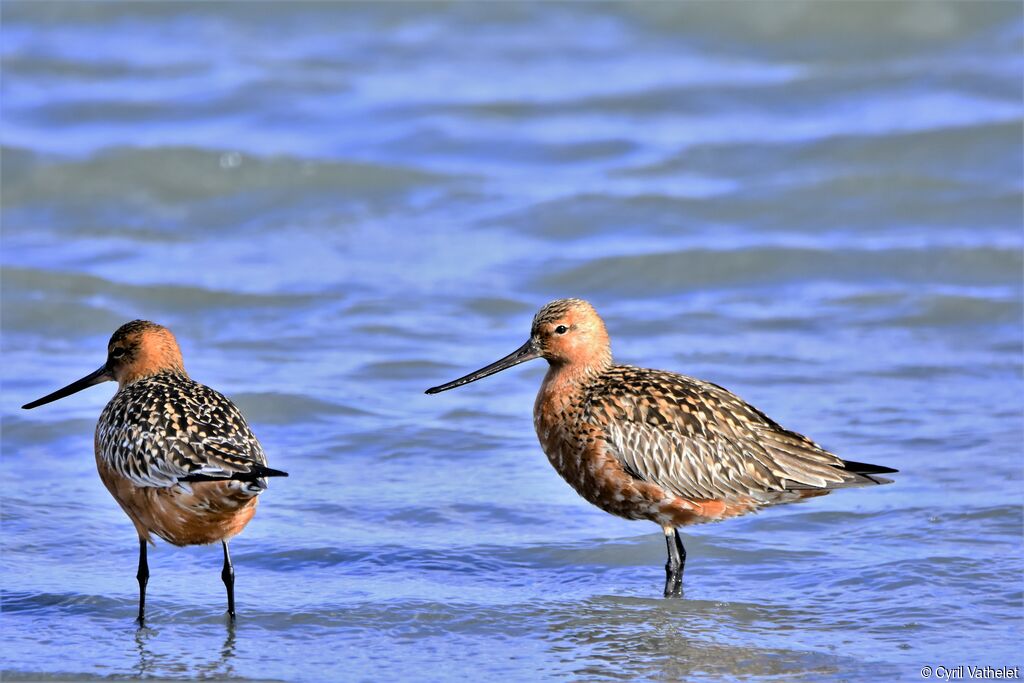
left=426, top=299, right=896, bottom=597
left=23, top=320, right=287, bottom=622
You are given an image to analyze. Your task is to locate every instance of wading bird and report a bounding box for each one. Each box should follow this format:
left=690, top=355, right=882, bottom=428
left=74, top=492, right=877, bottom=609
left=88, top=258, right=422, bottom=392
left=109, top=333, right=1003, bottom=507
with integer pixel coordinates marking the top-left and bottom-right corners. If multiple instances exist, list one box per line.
left=426, top=299, right=896, bottom=597
left=23, top=320, right=287, bottom=621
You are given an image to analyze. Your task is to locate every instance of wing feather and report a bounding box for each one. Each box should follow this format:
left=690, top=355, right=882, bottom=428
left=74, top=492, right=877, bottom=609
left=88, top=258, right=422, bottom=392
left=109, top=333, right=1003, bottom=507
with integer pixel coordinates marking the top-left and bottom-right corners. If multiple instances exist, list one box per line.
left=97, top=374, right=273, bottom=489
left=584, top=366, right=861, bottom=501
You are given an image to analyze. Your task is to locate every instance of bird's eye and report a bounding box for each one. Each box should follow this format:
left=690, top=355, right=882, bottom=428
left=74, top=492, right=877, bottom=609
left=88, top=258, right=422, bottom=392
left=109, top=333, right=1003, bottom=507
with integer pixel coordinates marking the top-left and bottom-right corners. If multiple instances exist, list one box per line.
left=555, top=325, right=569, bottom=335
left=111, top=348, right=126, bottom=359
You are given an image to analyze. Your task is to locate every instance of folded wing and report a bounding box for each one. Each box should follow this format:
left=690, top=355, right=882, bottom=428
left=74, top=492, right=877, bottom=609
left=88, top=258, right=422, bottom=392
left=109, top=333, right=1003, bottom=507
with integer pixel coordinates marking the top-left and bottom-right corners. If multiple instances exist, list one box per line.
left=98, top=377, right=287, bottom=489
left=586, top=366, right=893, bottom=503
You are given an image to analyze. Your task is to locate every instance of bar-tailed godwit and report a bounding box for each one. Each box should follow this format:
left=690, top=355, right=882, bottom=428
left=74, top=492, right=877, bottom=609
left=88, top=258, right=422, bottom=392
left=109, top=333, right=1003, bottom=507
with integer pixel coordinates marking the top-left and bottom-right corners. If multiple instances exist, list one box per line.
left=23, top=320, right=287, bottom=621
left=426, top=298, right=896, bottom=597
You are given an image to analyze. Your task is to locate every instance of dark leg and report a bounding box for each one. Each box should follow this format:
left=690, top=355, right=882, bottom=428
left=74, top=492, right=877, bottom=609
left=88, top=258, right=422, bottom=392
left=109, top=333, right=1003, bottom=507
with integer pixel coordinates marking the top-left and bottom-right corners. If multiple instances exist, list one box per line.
left=136, top=537, right=149, bottom=623
left=663, top=527, right=686, bottom=598
left=221, top=541, right=236, bottom=619
left=675, top=530, right=687, bottom=575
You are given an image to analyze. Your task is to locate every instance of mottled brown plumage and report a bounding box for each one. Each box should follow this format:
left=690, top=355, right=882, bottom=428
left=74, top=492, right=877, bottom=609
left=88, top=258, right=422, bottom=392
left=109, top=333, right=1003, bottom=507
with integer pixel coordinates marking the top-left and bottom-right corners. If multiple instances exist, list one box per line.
left=23, top=320, right=287, bottom=620
left=427, top=298, right=896, bottom=596
left=94, top=368, right=275, bottom=545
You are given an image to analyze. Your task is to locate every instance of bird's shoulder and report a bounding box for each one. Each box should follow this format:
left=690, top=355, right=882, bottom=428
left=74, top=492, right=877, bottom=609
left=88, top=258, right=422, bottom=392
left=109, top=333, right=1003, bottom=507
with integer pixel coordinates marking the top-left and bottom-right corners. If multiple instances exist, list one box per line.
left=582, top=364, right=769, bottom=437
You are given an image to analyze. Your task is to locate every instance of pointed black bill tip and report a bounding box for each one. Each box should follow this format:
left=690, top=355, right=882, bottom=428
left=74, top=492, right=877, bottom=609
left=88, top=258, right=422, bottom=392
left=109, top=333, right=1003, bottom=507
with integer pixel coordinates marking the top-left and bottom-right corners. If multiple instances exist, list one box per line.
left=425, top=339, right=540, bottom=394
left=22, top=365, right=113, bottom=410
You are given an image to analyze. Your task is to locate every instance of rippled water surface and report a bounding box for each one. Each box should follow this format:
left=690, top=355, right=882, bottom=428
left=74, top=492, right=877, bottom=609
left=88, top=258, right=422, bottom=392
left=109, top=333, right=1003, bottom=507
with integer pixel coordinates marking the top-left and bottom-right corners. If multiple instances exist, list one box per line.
left=2, top=2, right=1022, bottom=681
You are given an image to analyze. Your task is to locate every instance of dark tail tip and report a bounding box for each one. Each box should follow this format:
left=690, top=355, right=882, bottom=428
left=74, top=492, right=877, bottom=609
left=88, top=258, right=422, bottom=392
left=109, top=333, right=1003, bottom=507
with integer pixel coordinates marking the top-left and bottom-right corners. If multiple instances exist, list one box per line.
left=841, top=459, right=898, bottom=475
left=179, top=464, right=289, bottom=484
left=840, top=459, right=898, bottom=486
left=260, top=466, right=289, bottom=478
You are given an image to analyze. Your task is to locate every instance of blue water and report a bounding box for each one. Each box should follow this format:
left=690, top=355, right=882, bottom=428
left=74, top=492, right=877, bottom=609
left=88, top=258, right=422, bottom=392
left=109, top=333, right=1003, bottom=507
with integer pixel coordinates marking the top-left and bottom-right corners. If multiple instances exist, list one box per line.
left=2, top=2, right=1022, bottom=681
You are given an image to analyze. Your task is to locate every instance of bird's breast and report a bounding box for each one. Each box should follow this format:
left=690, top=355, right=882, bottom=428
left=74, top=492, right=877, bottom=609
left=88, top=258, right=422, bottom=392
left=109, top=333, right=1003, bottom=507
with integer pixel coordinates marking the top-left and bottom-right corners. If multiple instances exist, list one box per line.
left=533, top=376, right=664, bottom=521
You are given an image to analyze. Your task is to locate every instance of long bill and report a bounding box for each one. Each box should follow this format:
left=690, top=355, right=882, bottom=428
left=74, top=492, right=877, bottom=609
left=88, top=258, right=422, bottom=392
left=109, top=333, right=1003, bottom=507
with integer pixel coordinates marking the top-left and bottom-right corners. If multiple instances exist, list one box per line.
left=22, top=365, right=113, bottom=409
left=425, top=339, right=540, bottom=394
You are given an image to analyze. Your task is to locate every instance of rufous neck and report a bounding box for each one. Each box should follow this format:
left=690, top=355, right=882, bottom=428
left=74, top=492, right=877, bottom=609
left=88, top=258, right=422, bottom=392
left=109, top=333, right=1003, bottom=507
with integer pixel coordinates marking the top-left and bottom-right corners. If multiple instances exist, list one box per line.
left=541, top=351, right=612, bottom=397
left=118, top=366, right=188, bottom=389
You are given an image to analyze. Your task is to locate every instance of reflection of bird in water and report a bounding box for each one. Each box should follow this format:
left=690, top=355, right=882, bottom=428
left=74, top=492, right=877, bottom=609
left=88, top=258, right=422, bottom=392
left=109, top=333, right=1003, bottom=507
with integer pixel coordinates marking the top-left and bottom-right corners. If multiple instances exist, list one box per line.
left=133, top=624, right=156, bottom=678
left=23, top=320, right=287, bottom=621
left=134, top=619, right=237, bottom=679
left=427, top=298, right=897, bottom=596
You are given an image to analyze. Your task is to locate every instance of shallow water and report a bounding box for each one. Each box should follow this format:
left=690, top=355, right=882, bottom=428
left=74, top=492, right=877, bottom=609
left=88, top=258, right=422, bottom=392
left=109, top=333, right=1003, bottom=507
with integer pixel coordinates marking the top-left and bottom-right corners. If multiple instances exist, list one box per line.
left=2, top=2, right=1022, bottom=681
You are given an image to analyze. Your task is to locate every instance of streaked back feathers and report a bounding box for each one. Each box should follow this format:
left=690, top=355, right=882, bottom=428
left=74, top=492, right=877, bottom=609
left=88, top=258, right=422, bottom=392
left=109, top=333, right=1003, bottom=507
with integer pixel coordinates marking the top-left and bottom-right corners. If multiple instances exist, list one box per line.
left=97, top=370, right=279, bottom=492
